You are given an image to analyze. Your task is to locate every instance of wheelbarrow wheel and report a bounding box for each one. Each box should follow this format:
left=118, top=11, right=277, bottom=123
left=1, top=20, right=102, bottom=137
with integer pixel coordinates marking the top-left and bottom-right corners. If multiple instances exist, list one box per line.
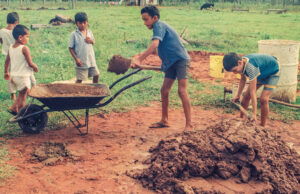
left=18, top=104, right=48, bottom=134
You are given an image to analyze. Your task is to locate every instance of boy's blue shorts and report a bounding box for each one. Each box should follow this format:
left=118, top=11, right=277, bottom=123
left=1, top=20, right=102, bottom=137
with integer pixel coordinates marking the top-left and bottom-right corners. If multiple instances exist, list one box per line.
left=257, top=71, right=280, bottom=91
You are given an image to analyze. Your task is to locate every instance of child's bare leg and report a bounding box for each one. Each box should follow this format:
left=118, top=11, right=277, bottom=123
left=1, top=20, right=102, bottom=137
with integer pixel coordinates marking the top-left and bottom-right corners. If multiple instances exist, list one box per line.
left=160, top=78, right=175, bottom=125
left=9, top=101, right=19, bottom=113
left=76, top=80, right=82, bottom=83
left=240, top=88, right=251, bottom=118
left=178, top=79, right=192, bottom=130
left=260, top=90, right=272, bottom=126
left=93, top=75, right=99, bottom=83
left=16, top=88, right=29, bottom=112
left=11, top=93, right=16, bottom=100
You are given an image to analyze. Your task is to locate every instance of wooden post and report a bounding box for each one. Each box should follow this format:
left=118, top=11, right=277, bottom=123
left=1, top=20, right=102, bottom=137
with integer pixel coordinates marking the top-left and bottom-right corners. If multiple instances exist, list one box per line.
left=72, top=0, right=75, bottom=9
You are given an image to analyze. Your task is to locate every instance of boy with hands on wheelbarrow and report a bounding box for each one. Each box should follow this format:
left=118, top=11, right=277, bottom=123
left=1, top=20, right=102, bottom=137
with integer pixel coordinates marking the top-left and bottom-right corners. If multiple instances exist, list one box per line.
left=131, top=6, right=193, bottom=131
left=223, top=53, right=280, bottom=126
left=4, top=24, right=38, bottom=115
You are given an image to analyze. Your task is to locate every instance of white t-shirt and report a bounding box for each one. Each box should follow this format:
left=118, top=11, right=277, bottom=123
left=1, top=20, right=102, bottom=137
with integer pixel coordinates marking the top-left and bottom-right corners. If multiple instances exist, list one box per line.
left=0, top=28, right=15, bottom=55
left=9, top=45, right=33, bottom=77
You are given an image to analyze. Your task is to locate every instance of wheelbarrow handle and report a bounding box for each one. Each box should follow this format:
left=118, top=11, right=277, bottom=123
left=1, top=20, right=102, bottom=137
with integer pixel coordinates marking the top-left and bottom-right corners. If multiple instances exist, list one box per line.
left=96, top=75, right=152, bottom=108
left=109, top=68, right=142, bottom=90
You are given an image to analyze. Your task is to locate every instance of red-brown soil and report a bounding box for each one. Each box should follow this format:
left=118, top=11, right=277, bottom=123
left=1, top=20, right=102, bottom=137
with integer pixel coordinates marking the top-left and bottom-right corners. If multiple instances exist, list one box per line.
left=0, top=103, right=299, bottom=193
left=107, top=55, right=132, bottom=75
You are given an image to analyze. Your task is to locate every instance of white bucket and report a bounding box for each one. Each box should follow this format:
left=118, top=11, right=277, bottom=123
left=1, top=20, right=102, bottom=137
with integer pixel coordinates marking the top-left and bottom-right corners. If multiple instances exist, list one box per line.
left=258, top=40, right=299, bottom=103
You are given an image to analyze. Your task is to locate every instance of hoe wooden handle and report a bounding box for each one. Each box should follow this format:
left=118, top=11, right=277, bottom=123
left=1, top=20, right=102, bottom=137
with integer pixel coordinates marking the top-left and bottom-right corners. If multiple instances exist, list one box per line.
left=230, top=101, right=252, bottom=120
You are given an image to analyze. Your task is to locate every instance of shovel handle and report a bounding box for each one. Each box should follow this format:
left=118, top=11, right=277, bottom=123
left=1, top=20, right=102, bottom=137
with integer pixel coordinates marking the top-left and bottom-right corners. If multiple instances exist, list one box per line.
left=137, top=65, right=161, bottom=71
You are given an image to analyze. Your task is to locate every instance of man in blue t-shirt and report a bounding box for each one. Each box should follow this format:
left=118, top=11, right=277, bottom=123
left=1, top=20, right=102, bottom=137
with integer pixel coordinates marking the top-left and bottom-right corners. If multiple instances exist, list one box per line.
left=223, top=52, right=280, bottom=126
left=132, top=6, right=192, bottom=130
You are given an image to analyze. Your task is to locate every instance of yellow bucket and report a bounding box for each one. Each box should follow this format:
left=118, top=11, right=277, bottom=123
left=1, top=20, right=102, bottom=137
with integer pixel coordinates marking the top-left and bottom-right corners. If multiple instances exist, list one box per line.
left=209, top=55, right=224, bottom=78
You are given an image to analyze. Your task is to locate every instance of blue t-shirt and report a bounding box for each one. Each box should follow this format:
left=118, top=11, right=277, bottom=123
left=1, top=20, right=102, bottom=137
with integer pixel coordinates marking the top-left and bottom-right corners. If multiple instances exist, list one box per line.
left=243, top=54, right=279, bottom=82
left=152, top=20, right=190, bottom=71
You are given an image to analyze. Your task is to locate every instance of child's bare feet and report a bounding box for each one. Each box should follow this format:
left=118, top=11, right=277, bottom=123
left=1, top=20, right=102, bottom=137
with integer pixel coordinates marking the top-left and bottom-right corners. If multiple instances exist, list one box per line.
left=8, top=107, right=18, bottom=115
left=11, top=93, right=16, bottom=101
left=149, top=122, right=170, bottom=128
left=184, top=124, right=194, bottom=131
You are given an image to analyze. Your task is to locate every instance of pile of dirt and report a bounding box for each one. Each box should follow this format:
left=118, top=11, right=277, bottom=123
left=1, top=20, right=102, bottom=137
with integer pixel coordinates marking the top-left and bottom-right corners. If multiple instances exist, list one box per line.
left=107, top=55, right=131, bottom=74
left=32, top=142, right=69, bottom=166
left=128, top=118, right=300, bottom=193
left=29, top=83, right=110, bottom=98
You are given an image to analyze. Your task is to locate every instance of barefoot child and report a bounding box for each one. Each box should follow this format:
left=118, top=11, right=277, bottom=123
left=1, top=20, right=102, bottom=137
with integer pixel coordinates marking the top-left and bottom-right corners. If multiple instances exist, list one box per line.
left=223, top=53, right=280, bottom=126
left=69, top=12, right=99, bottom=83
left=132, top=6, right=193, bottom=130
left=4, top=24, right=38, bottom=115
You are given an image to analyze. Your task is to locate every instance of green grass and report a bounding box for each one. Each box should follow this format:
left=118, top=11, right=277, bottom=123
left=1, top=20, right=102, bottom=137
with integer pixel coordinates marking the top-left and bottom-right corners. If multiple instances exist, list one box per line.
left=0, top=6, right=299, bottom=136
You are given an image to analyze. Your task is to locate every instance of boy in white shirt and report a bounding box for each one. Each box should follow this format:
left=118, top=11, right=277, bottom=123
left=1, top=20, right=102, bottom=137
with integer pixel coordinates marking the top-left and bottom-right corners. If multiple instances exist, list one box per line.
left=4, top=25, right=38, bottom=115
left=0, top=12, right=19, bottom=100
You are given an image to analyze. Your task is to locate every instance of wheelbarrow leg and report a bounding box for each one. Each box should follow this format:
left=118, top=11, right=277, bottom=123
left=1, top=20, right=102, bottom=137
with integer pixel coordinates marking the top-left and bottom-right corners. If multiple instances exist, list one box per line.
left=62, top=110, right=89, bottom=135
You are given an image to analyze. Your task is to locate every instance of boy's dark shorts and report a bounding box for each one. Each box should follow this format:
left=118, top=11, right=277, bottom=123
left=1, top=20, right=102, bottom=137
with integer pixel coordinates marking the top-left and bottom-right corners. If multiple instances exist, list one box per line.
left=257, top=72, right=280, bottom=91
left=164, top=60, right=190, bottom=80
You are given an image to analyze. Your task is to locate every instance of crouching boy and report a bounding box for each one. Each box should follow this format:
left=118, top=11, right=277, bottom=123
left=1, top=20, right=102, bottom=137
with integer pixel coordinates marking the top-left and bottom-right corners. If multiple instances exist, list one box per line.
left=223, top=53, right=280, bottom=126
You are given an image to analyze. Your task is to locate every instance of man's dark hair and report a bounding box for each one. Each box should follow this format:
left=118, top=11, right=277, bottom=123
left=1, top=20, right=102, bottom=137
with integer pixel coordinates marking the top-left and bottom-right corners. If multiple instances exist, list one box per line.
left=75, top=12, right=88, bottom=23
left=12, top=24, right=29, bottom=40
left=141, top=6, right=160, bottom=19
left=223, top=52, right=242, bottom=71
left=7, top=12, right=19, bottom=24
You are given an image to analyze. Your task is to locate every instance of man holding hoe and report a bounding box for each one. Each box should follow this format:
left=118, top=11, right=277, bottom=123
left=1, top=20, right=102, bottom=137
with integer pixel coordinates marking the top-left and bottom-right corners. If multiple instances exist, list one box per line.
left=132, top=6, right=193, bottom=131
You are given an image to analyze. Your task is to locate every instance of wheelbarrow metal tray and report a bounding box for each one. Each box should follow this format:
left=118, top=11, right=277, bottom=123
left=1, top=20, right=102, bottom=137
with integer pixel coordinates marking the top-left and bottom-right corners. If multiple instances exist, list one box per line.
left=29, top=83, right=111, bottom=110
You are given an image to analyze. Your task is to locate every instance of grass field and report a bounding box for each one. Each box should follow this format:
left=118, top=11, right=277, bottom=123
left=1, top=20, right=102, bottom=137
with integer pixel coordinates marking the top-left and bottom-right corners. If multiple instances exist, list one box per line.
left=0, top=5, right=299, bottom=137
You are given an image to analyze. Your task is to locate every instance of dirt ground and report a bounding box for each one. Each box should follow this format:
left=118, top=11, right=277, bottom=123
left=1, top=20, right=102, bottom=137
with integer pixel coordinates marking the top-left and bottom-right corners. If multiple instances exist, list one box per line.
left=0, top=51, right=299, bottom=193
left=1, top=103, right=299, bottom=193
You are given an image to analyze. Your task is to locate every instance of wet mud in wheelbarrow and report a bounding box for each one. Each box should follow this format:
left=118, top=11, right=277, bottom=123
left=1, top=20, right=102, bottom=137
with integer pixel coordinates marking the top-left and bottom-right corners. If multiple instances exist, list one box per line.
left=29, top=83, right=111, bottom=110
left=10, top=69, right=151, bottom=135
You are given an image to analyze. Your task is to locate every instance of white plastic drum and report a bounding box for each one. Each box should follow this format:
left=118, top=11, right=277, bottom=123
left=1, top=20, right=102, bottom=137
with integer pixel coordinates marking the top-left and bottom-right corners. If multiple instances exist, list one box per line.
left=258, top=40, right=299, bottom=102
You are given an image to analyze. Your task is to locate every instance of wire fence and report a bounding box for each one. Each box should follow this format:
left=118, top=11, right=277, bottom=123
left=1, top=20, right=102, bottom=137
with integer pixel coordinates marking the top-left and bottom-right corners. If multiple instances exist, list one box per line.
left=1, top=0, right=300, bottom=9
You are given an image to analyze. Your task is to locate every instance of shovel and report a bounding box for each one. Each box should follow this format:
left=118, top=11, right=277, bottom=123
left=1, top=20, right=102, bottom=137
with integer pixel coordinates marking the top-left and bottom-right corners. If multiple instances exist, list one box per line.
left=107, top=55, right=161, bottom=75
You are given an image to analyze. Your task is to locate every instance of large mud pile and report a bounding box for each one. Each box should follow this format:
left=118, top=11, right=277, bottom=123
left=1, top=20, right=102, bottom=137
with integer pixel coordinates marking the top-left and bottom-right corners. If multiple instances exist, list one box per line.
left=107, top=55, right=131, bottom=74
left=129, top=118, right=300, bottom=193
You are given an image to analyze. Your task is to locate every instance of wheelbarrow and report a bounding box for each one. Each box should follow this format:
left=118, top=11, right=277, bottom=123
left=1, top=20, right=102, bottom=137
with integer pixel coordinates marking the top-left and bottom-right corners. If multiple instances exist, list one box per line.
left=9, top=69, right=151, bottom=135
